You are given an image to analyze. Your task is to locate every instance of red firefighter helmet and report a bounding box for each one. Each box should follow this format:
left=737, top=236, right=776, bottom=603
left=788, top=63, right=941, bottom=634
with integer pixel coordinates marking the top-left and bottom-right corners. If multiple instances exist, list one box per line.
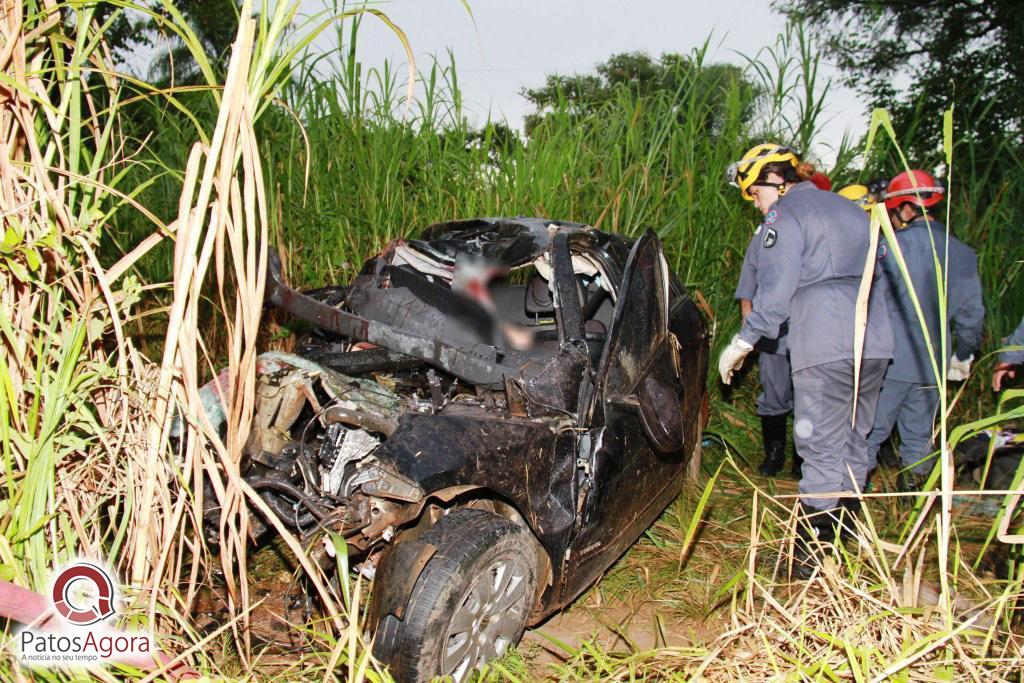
left=884, top=170, right=944, bottom=210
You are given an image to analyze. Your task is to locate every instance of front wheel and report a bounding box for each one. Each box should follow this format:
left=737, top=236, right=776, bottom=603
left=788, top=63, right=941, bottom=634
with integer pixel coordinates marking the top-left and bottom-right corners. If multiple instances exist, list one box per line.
left=372, top=508, right=540, bottom=683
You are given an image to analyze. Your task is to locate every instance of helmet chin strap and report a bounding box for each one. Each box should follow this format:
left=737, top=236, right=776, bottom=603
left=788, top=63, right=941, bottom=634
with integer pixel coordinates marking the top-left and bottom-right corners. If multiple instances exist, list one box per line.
left=751, top=181, right=789, bottom=196
left=904, top=204, right=924, bottom=225
left=892, top=204, right=921, bottom=228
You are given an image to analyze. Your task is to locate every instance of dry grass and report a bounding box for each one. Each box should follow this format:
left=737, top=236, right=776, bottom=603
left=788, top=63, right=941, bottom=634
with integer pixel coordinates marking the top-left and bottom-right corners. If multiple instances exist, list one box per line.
left=529, top=453, right=1024, bottom=681
left=0, top=1, right=389, bottom=679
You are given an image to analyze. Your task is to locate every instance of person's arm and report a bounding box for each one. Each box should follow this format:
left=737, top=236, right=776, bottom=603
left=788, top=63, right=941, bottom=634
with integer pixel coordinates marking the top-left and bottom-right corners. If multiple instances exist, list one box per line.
left=874, top=236, right=901, bottom=323
left=878, top=236, right=903, bottom=296
left=951, top=251, right=985, bottom=361
left=735, top=230, right=760, bottom=302
left=993, top=316, right=1024, bottom=391
left=738, top=212, right=803, bottom=348
left=735, top=231, right=759, bottom=324
left=1000, top=316, right=1024, bottom=365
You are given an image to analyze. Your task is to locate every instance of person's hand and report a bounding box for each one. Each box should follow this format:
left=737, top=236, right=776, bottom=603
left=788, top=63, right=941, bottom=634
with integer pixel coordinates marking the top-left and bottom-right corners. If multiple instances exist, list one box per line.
left=947, top=354, right=973, bottom=381
left=718, top=334, right=754, bottom=385
left=992, top=362, right=1017, bottom=392
left=739, top=298, right=752, bottom=322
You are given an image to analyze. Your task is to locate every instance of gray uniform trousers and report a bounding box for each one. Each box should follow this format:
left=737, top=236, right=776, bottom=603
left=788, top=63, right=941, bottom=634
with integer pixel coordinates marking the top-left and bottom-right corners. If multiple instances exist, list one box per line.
left=793, top=358, right=888, bottom=510
left=866, top=379, right=939, bottom=474
left=757, top=350, right=793, bottom=416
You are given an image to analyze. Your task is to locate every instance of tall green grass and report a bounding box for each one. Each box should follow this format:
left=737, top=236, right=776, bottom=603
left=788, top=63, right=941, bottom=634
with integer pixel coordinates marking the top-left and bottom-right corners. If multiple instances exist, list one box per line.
left=114, top=23, right=847, bottom=399
left=1, top=1, right=401, bottom=679
left=114, top=16, right=1024, bottom=386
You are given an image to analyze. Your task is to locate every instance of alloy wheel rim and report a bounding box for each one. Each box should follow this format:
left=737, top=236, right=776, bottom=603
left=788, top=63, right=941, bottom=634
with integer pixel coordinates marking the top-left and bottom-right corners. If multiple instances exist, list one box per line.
left=441, top=556, right=529, bottom=682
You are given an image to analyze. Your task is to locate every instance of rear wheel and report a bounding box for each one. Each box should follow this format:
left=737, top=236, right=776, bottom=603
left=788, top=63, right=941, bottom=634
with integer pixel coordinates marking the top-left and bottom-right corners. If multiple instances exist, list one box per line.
left=372, top=508, right=539, bottom=683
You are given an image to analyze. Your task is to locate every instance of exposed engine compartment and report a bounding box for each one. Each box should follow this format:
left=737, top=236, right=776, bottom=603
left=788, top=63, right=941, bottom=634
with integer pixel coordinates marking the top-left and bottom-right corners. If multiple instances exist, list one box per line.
left=230, top=348, right=541, bottom=556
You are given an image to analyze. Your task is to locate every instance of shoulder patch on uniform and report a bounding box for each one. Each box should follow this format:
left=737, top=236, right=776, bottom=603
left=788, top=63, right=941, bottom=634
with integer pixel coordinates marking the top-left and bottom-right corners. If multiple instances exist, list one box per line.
left=763, top=227, right=777, bottom=249
left=765, top=209, right=778, bottom=225
left=877, top=243, right=887, bottom=259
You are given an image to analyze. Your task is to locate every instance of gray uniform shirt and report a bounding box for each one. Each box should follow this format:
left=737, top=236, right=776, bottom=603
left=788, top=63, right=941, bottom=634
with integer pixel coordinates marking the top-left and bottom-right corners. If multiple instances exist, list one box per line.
left=736, top=227, right=788, bottom=355
left=999, top=316, right=1024, bottom=365
left=878, top=218, right=985, bottom=383
left=738, top=182, right=894, bottom=372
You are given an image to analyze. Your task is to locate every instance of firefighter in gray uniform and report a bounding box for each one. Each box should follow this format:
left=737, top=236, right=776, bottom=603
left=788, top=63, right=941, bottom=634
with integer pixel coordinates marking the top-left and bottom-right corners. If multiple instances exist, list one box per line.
left=992, top=316, right=1024, bottom=391
left=736, top=227, right=799, bottom=477
left=866, top=170, right=985, bottom=492
left=720, top=143, right=894, bottom=577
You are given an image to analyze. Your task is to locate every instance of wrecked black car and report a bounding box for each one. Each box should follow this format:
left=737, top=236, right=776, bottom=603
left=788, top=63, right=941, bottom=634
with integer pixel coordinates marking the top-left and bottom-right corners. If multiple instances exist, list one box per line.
left=236, top=218, right=708, bottom=681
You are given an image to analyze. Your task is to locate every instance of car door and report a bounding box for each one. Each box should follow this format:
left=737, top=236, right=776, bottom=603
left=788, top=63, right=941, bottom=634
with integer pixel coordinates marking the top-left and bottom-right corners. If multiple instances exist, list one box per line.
left=560, top=230, right=688, bottom=602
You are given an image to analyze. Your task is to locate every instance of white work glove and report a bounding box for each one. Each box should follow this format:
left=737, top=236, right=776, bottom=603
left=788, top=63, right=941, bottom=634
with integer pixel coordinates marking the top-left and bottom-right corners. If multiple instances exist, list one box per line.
left=718, top=334, right=754, bottom=385
left=947, top=353, right=973, bottom=381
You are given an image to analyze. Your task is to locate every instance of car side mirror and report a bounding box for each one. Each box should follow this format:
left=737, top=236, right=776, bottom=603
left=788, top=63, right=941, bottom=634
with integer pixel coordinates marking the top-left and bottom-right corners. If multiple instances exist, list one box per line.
left=636, top=375, right=685, bottom=453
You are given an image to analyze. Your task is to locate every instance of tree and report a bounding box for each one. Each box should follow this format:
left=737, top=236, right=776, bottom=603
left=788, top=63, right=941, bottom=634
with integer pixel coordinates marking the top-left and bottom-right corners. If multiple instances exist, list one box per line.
left=144, top=0, right=242, bottom=84
left=776, top=1, right=1024, bottom=184
left=521, top=52, right=759, bottom=138
left=90, top=1, right=240, bottom=84
left=91, top=3, right=149, bottom=66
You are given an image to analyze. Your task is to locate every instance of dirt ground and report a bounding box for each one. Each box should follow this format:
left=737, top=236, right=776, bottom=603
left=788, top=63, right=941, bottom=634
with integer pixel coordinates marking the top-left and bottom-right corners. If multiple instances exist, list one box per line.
left=193, top=562, right=730, bottom=679
left=520, top=595, right=729, bottom=678
left=192, top=546, right=315, bottom=653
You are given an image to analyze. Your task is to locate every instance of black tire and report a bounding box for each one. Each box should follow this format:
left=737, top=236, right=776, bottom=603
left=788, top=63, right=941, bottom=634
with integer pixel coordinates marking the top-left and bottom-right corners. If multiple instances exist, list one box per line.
left=372, top=508, right=540, bottom=683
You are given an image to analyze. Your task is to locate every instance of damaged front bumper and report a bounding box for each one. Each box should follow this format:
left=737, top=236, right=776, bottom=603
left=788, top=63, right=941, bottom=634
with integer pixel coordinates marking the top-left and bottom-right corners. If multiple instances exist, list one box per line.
left=191, top=352, right=429, bottom=555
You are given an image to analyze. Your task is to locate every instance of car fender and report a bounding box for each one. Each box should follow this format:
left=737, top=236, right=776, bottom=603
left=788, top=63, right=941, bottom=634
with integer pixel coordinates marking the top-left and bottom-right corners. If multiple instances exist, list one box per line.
left=370, top=410, right=577, bottom=567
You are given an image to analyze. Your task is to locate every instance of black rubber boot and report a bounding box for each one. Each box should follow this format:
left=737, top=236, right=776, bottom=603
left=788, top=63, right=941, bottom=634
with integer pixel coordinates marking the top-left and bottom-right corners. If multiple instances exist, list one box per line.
left=877, top=436, right=900, bottom=469
left=897, top=470, right=926, bottom=491
left=792, top=504, right=838, bottom=580
left=836, top=497, right=862, bottom=542
left=896, top=470, right=926, bottom=507
left=758, top=413, right=788, bottom=477
left=791, top=452, right=803, bottom=479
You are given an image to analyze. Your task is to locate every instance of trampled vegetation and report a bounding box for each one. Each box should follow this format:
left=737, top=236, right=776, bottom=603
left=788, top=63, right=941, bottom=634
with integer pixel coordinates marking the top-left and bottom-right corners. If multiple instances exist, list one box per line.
left=2, top=0, right=1023, bottom=680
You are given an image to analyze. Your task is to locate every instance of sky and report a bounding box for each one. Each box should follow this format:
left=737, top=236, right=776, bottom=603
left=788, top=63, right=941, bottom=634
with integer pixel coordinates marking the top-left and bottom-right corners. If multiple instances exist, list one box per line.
left=297, top=0, right=868, bottom=165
